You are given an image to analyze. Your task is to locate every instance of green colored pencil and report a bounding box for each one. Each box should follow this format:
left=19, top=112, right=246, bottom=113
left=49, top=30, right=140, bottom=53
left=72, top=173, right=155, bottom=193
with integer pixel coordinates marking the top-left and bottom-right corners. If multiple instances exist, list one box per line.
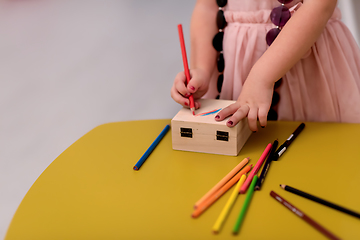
left=233, top=175, right=258, bottom=234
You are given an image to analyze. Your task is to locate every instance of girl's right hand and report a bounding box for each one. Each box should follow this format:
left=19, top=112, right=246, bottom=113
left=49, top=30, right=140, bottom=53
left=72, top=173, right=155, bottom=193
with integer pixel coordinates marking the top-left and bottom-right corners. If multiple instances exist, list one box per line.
left=170, top=68, right=210, bottom=109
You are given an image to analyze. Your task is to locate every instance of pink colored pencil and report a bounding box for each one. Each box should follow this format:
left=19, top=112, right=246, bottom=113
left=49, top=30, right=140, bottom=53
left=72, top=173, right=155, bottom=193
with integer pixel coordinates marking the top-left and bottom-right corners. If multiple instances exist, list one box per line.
left=177, top=24, right=195, bottom=115
left=194, top=157, right=250, bottom=209
left=239, top=143, right=272, bottom=194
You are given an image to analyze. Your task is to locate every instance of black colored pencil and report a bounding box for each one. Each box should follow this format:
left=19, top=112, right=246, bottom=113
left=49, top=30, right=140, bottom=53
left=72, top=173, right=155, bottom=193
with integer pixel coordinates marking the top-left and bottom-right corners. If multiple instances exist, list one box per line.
left=255, top=139, right=278, bottom=190
left=280, top=184, right=360, bottom=219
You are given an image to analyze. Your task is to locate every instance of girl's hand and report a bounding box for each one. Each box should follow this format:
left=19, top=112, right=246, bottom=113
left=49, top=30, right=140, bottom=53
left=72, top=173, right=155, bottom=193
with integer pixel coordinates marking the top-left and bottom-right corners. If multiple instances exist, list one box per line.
left=215, top=77, right=274, bottom=132
left=171, top=69, right=210, bottom=109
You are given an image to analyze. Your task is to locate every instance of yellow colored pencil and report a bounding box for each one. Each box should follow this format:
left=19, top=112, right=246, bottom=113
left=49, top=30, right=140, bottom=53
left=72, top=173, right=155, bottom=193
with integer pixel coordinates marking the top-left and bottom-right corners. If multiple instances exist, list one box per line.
left=212, top=174, right=247, bottom=234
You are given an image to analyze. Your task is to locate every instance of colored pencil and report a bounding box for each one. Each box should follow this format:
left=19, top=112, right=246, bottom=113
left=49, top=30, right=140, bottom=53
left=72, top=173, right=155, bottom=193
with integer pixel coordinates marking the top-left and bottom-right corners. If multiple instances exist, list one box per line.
left=273, top=123, right=305, bottom=161
left=194, top=157, right=250, bottom=208
left=255, top=140, right=278, bottom=190
left=133, top=124, right=170, bottom=170
left=270, top=191, right=341, bottom=240
left=239, top=143, right=272, bottom=194
left=212, top=174, right=247, bottom=234
left=191, top=164, right=252, bottom=218
left=177, top=24, right=195, bottom=115
left=233, top=175, right=258, bottom=235
left=280, top=184, right=360, bottom=219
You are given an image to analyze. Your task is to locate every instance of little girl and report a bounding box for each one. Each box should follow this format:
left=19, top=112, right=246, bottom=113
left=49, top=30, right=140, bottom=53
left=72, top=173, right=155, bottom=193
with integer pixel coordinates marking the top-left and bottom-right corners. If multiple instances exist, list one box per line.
left=170, top=0, right=360, bottom=132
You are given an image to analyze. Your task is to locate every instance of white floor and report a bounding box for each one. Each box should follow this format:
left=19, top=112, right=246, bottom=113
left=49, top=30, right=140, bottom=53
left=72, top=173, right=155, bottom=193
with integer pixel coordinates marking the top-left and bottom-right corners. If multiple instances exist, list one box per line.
left=1, top=1, right=359, bottom=239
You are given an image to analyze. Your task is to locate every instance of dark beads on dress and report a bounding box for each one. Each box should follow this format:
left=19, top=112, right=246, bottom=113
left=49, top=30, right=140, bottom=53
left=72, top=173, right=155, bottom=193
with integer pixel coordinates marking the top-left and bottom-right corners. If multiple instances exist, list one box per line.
left=266, top=0, right=292, bottom=46
left=267, top=108, right=278, bottom=120
left=266, top=28, right=281, bottom=46
left=217, top=10, right=227, bottom=29
left=217, top=74, right=224, bottom=93
left=216, top=0, right=227, bottom=8
left=213, top=0, right=228, bottom=98
left=212, top=32, right=224, bottom=52
left=268, top=78, right=282, bottom=120
left=270, top=5, right=291, bottom=27
left=271, top=91, right=280, bottom=107
left=217, top=53, right=225, bottom=72
left=274, top=78, right=282, bottom=89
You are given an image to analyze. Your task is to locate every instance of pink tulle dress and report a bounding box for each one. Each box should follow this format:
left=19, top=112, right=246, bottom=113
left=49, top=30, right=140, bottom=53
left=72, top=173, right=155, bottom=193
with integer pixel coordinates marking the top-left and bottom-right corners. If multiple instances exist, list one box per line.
left=203, top=0, right=360, bottom=123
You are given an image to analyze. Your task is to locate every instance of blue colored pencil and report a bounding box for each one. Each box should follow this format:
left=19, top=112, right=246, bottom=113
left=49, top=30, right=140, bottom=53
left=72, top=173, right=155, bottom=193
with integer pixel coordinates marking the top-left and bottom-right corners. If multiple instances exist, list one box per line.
left=133, top=124, right=170, bottom=170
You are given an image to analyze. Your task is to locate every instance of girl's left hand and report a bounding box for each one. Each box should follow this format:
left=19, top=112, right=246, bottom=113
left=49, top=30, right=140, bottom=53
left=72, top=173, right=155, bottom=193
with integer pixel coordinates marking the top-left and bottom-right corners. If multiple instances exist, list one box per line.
left=214, top=77, right=274, bottom=132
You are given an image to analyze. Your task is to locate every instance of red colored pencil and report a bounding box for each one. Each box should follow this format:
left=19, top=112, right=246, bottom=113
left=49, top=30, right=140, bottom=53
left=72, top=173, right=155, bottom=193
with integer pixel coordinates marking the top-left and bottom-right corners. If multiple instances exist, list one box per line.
left=270, top=191, right=341, bottom=240
left=177, top=24, right=195, bottom=115
left=239, top=143, right=272, bottom=194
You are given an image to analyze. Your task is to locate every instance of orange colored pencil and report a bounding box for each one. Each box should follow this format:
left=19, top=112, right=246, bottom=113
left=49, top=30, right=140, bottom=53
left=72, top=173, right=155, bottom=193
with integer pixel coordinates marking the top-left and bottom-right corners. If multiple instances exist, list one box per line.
left=192, top=164, right=252, bottom=218
left=194, top=157, right=250, bottom=209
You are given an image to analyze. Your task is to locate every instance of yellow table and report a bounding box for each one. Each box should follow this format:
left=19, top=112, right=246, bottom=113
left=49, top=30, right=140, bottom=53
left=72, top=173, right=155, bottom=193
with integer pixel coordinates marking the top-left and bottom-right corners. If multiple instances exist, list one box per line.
left=5, top=120, right=360, bottom=240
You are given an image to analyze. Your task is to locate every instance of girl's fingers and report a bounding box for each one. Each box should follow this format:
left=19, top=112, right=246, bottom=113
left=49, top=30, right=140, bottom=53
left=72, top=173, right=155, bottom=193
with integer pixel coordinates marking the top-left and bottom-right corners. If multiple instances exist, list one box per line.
left=247, top=107, right=259, bottom=132
left=194, top=101, right=201, bottom=110
left=226, top=105, right=250, bottom=127
left=258, top=107, right=268, bottom=128
left=215, top=103, right=240, bottom=121
left=170, top=85, right=190, bottom=108
left=174, top=72, right=191, bottom=97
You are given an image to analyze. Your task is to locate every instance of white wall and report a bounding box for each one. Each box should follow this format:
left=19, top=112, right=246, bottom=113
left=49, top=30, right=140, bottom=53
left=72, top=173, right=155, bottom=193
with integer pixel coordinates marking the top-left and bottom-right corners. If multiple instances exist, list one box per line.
left=0, top=1, right=359, bottom=239
left=0, top=1, right=193, bottom=238
left=338, top=0, right=360, bottom=45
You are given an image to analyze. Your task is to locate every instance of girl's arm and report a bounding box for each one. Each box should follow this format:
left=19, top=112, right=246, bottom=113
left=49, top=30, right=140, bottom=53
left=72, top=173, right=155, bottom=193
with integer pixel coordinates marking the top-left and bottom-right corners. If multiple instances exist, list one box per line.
left=216, top=0, right=338, bottom=131
left=190, top=0, right=218, bottom=75
left=171, top=0, right=218, bottom=108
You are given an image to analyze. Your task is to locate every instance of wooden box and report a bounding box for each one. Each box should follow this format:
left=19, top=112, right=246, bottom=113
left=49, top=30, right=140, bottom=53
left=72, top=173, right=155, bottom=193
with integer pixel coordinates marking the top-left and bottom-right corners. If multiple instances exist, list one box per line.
left=171, top=99, right=252, bottom=156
